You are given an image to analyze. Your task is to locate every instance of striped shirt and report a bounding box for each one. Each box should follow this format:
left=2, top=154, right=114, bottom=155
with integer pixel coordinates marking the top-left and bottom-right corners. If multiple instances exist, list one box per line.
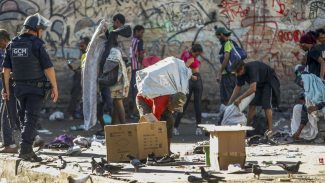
left=130, top=37, right=144, bottom=70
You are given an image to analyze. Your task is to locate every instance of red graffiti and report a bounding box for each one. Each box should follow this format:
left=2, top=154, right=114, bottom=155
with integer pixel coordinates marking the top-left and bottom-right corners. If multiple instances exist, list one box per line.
left=272, top=0, right=286, bottom=15
left=278, top=30, right=303, bottom=43
left=219, top=0, right=250, bottom=21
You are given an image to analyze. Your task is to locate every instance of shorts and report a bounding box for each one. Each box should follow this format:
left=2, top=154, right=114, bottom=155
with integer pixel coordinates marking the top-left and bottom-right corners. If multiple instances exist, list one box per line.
left=250, top=84, right=272, bottom=109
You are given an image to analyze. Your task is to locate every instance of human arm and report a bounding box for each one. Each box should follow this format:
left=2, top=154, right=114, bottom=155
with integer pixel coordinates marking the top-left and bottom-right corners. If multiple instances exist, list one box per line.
left=44, top=67, right=58, bottom=103
left=220, top=52, right=230, bottom=74
left=307, top=102, right=325, bottom=113
left=228, top=85, right=241, bottom=105
left=2, top=46, right=12, bottom=100
left=217, top=41, right=232, bottom=81
left=184, top=58, right=198, bottom=80
left=137, top=40, right=145, bottom=64
left=318, top=57, right=325, bottom=80
left=234, top=82, right=257, bottom=106
left=301, top=52, right=307, bottom=65
left=39, top=45, right=58, bottom=103
left=2, top=68, right=11, bottom=100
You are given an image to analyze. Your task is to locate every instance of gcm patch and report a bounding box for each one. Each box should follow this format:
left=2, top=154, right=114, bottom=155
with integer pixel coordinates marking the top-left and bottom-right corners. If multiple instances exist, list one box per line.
left=12, top=48, right=28, bottom=57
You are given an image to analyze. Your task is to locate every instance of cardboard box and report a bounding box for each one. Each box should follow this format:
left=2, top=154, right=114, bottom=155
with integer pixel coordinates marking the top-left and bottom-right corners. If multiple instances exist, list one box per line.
left=199, top=125, right=253, bottom=170
left=105, top=115, right=168, bottom=162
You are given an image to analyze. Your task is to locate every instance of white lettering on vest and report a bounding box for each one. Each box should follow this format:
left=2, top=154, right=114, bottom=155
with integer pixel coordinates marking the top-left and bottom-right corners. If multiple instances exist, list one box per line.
left=12, top=48, right=28, bottom=57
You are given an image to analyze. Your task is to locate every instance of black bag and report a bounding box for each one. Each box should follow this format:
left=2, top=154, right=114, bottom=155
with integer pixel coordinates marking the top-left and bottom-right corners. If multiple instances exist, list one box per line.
left=98, top=61, right=119, bottom=86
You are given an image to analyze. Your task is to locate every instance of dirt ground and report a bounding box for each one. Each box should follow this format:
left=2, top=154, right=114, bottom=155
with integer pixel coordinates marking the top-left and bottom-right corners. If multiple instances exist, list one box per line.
left=1, top=111, right=325, bottom=183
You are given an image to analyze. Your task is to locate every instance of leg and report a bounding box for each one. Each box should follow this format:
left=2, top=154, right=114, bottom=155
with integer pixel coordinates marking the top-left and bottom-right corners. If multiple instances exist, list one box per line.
left=111, top=107, right=119, bottom=125
left=17, top=97, right=27, bottom=132
left=97, top=101, right=105, bottom=127
left=247, top=86, right=263, bottom=127
left=19, top=95, right=43, bottom=156
left=261, top=84, right=273, bottom=131
left=193, top=75, right=203, bottom=126
left=1, top=101, right=15, bottom=146
left=161, top=110, right=174, bottom=154
left=67, top=71, right=82, bottom=118
left=97, top=91, right=105, bottom=128
left=220, top=74, right=236, bottom=105
left=290, top=104, right=303, bottom=135
left=247, top=105, right=256, bottom=126
left=8, top=93, right=19, bottom=130
left=112, top=99, right=126, bottom=124
left=265, top=108, right=273, bottom=131
left=174, top=81, right=193, bottom=128
left=130, top=70, right=138, bottom=99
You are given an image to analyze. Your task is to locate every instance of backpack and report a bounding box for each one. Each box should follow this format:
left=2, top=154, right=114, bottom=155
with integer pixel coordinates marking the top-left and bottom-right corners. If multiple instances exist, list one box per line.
left=220, top=40, right=247, bottom=72
left=98, top=48, right=121, bottom=86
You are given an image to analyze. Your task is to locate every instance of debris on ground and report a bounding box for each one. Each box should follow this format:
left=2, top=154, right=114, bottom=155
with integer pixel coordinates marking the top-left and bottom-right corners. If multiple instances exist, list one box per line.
left=49, top=111, right=64, bottom=121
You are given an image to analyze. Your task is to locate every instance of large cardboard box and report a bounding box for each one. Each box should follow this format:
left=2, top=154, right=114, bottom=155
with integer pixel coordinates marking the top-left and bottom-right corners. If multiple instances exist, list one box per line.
left=105, top=115, right=168, bottom=162
left=199, top=125, right=253, bottom=170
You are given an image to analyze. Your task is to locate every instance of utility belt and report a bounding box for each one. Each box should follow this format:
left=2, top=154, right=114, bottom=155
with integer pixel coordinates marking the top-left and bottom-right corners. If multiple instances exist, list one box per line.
left=13, top=81, right=52, bottom=90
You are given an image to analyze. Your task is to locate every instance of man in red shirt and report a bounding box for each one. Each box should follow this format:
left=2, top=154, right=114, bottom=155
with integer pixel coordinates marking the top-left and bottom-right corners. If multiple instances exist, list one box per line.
left=136, top=92, right=186, bottom=155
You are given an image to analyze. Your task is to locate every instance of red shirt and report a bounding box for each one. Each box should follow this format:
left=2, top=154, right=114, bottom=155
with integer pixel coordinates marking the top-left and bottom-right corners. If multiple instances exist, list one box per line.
left=180, top=50, right=200, bottom=69
left=137, top=95, right=170, bottom=120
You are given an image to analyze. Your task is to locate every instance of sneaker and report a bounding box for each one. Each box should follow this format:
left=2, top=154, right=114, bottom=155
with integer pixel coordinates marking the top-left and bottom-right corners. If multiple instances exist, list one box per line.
left=0, top=146, right=18, bottom=153
left=18, top=152, right=42, bottom=162
left=146, top=152, right=157, bottom=166
left=195, top=127, right=203, bottom=136
left=169, top=152, right=180, bottom=159
left=264, top=130, right=273, bottom=138
left=157, top=154, right=175, bottom=165
left=65, top=145, right=82, bottom=156
left=33, top=136, right=45, bottom=152
left=173, top=128, right=180, bottom=136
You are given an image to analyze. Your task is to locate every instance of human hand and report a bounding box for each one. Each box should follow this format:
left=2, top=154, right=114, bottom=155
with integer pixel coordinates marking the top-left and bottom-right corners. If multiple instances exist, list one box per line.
left=216, top=73, right=222, bottom=82
left=234, top=98, right=242, bottom=106
left=307, top=106, right=318, bottom=114
left=51, top=87, right=59, bottom=103
left=191, top=75, right=198, bottom=81
left=1, top=90, right=9, bottom=100
left=292, top=132, right=300, bottom=140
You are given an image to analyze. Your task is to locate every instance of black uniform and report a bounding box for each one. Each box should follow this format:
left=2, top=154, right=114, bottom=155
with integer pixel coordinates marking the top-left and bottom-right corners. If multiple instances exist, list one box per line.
left=3, top=33, right=53, bottom=155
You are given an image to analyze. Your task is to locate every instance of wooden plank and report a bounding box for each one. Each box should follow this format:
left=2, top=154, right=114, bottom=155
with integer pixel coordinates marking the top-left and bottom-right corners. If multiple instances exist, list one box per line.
left=198, top=124, right=254, bottom=132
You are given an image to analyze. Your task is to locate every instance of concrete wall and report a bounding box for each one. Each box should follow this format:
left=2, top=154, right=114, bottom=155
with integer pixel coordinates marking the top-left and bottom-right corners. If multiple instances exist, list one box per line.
left=0, top=0, right=324, bottom=111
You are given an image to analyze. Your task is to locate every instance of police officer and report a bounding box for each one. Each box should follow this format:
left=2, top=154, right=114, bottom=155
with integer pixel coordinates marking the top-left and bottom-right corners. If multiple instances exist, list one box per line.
left=2, top=13, right=58, bottom=161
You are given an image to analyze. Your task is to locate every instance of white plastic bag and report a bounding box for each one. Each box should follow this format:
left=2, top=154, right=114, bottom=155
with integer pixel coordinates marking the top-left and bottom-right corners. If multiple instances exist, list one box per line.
left=136, top=56, right=191, bottom=98
left=221, top=94, right=255, bottom=125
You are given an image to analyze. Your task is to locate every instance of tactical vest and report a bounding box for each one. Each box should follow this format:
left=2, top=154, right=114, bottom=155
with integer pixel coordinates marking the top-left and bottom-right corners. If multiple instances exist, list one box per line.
left=10, top=40, right=44, bottom=81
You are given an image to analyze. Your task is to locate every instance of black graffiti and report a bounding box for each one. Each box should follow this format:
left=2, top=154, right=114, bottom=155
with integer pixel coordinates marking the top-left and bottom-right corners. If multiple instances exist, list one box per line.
left=309, top=1, right=325, bottom=19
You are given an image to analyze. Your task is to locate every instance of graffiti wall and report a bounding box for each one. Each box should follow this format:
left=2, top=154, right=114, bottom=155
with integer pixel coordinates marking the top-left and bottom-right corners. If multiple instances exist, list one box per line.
left=0, top=0, right=324, bottom=109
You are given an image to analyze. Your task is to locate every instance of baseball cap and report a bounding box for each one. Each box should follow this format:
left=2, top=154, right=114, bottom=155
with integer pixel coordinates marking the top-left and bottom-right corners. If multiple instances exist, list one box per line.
left=215, top=27, right=231, bottom=35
